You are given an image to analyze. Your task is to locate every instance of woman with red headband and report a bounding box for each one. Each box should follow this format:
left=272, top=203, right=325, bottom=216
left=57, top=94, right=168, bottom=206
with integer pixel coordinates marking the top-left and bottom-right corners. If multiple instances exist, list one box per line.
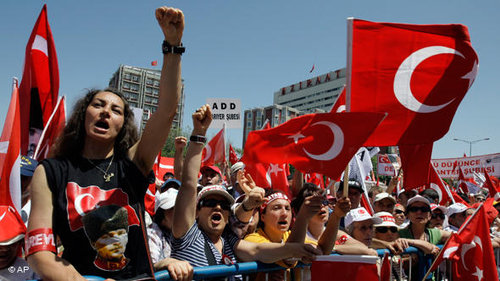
left=242, top=174, right=350, bottom=281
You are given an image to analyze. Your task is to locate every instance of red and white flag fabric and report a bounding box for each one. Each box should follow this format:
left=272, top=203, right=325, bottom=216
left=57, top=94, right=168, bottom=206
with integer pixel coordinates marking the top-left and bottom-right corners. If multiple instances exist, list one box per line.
left=483, top=171, right=500, bottom=199
left=19, top=5, right=59, bottom=155
left=243, top=160, right=290, bottom=197
left=229, top=144, right=239, bottom=166
left=34, top=95, right=66, bottom=161
left=201, top=127, right=225, bottom=166
left=0, top=81, right=22, bottom=212
left=304, top=172, right=324, bottom=189
left=451, top=190, right=470, bottom=208
left=311, top=255, right=379, bottom=281
left=380, top=253, right=391, bottom=281
left=329, top=86, right=346, bottom=113
left=458, top=166, right=480, bottom=194
left=427, top=162, right=453, bottom=205
left=144, top=152, right=162, bottom=216
left=429, top=203, right=498, bottom=281
left=347, top=19, right=478, bottom=146
left=241, top=112, right=385, bottom=180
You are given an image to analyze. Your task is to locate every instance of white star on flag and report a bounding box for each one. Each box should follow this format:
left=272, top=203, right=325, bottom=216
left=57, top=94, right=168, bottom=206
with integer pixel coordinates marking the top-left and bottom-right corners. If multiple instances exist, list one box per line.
left=462, top=60, right=478, bottom=88
left=268, top=163, right=283, bottom=176
left=288, top=133, right=305, bottom=144
left=472, top=266, right=483, bottom=281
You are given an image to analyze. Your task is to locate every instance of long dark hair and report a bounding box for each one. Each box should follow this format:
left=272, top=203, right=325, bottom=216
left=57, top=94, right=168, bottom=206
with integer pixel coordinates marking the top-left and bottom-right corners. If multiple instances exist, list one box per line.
left=52, top=88, right=138, bottom=159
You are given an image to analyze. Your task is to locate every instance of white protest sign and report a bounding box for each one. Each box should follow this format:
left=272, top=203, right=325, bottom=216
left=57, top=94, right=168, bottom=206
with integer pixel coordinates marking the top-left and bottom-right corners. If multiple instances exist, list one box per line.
left=431, top=153, right=500, bottom=179
left=206, top=98, right=241, bottom=129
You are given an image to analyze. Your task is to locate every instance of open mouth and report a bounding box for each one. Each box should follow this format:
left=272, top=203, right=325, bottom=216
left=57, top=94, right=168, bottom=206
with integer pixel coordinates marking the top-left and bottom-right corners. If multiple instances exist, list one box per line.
left=211, top=213, right=222, bottom=223
left=95, top=120, right=109, bottom=130
left=278, top=220, right=288, bottom=226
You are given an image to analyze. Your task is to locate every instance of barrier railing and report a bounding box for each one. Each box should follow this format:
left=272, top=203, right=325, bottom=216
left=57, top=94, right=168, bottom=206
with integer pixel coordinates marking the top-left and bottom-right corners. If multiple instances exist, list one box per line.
left=81, top=246, right=442, bottom=281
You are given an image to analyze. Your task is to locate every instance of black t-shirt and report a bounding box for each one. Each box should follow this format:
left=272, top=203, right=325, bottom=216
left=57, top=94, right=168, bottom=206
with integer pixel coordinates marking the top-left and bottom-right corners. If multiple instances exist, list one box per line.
left=42, top=155, right=154, bottom=280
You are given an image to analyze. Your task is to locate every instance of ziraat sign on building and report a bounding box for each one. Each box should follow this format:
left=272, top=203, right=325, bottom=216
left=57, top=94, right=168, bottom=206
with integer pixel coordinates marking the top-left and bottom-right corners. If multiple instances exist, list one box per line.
left=206, top=98, right=241, bottom=129
left=279, top=69, right=343, bottom=95
left=431, top=153, right=500, bottom=179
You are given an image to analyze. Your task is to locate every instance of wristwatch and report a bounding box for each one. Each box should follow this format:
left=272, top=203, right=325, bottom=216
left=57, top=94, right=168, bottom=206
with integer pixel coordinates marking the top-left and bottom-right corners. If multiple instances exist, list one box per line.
left=190, top=135, right=207, bottom=144
left=162, top=40, right=185, bottom=55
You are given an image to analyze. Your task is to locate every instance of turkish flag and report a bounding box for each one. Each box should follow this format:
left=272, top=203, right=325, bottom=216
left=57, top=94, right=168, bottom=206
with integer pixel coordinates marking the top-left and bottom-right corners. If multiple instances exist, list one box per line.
left=304, top=173, right=324, bottom=189
left=311, top=255, right=379, bottom=281
left=0, top=81, right=22, bottom=212
left=19, top=5, right=59, bottom=155
left=430, top=203, right=498, bottom=281
left=329, top=87, right=346, bottom=113
left=484, top=171, right=500, bottom=198
left=451, top=190, right=470, bottom=208
left=229, top=144, right=239, bottom=166
left=202, top=127, right=225, bottom=166
left=427, top=162, right=453, bottom=205
left=33, top=95, right=66, bottom=161
left=348, top=19, right=478, bottom=146
left=243, top=160, right=290, bottom=197
left=458, top=166, right=479, bottom=194
left=66, top=183, right=140, bottom=231
left=144, top=152, right=162, bottom=216
left=151, top=60, right=158, bottom=66
left=242, top=112, right=385, bottom=180
left=380, top=253, right=391, bottom=281
left=399, top=143, right=433, bottom=190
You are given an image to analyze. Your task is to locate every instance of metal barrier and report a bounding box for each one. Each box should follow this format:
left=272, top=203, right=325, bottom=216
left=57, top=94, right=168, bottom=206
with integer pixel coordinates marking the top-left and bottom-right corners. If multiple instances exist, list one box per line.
left=78, top=246, right=439, bottom=281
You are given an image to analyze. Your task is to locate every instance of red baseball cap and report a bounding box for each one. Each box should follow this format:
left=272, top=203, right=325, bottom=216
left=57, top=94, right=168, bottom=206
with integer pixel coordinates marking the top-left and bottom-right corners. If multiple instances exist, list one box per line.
left=0, top=206, right=26, bottom=245
left=200, top=165, right=222, bottom=178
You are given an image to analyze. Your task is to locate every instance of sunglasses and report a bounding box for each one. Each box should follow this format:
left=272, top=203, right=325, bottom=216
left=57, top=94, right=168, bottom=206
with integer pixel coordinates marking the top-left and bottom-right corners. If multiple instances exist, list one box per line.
left=408, top=206, right=431, bottom=213
left=199, top=199, right=231, bottom=211
left=431, top=213, right=445, bottom=220
left=394, top=209, right=404, bottom=214
left=375, top=226, right=398, bottom=233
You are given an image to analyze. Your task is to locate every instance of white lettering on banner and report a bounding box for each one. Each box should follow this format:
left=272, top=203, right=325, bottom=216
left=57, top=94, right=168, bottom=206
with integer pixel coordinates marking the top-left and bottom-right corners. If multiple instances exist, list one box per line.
left=431, top=153, right=500, bottom=179
left=206, top=98, right=241, bottom=129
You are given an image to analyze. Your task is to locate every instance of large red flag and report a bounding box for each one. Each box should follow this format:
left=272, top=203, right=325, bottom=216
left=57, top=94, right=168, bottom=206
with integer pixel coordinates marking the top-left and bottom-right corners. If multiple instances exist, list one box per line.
left=0, top=81, right=22, bottom=212
left=311, top=255, right=379, bottom=281
left=243, top=161, right=290, bottom=196
left=348, top=19, right=478, bottom=146
left=429, top=203, right=498, bottom=281
left=242, top=112, right=385, bottom=180
left=427, top=162, right=453, bottom=205
left=201, top=127, right=225, bottom=166
left=329, top=87, right=346, bottom=113
left=304, top=172, right=324, bottom=189
left=229, top=144, right=239, bottom=166
left=34, top=95, right=66, bottom=161
left=19, top=5, right=59, bottom=155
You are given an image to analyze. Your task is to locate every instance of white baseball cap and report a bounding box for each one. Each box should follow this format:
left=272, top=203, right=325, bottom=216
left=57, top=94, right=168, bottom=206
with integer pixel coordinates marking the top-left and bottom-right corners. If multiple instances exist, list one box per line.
left=155, top=188, right=178, bottom=212
left=373, top=212, right=399, bottom=228
left=197, top=185, right=235, bottom=205
left=374, top=192, right=397, bottom=204
left=345, top=207, right=382, bottom=229
left=407, top=195, right=431, bottom=208
left=430, top=203, right=446, bottom=213
left=446, top=203, right=469, bottom=217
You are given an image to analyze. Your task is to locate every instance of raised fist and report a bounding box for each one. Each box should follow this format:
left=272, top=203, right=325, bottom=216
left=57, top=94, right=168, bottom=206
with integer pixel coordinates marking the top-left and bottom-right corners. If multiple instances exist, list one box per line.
left=155, top=7, right=184, bottom=45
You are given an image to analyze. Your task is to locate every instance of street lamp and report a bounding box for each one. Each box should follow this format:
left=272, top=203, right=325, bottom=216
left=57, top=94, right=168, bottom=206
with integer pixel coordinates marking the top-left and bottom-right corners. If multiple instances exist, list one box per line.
left=453, top=138, right=490, bottom=156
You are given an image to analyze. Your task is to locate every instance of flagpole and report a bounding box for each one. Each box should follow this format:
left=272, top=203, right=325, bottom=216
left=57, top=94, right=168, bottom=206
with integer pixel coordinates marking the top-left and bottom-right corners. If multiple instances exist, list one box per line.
left=343, top=165, right=349, bottom=198
left=33, top=95, right=64, bottom=159
left=420, top=201, right=485, bottom=281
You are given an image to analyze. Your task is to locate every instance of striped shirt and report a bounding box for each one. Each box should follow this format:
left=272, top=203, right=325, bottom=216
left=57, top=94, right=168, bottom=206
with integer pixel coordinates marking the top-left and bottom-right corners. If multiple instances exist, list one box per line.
left=171, top=223, right=241, bottom=280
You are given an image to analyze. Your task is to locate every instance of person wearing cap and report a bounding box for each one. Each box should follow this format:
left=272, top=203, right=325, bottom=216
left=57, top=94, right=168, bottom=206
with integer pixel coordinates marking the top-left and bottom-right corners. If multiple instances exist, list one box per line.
left=147, top=189, right=193, bottom=278
left=344, top=207, right=382, bottom=247
left=171, top=105, right=321, bottom=280
left=161, top=178, right=181, bottom=193
left=291, top=183, right=377, bottom=257
left=200, top=165, right=223, bottom=187
left=444, top=203, right=470, bottom=232
left=368, top=185, right=385, bottom=205
left=0, top=205, right=38, bottom=280
left=336, top=179, right=364, bottom=210
left=397, top=189, right=417, bottom=207
left=19, top=155, right=38, bottom=224
left=226, top=161, right=245, bottom=198
left=398, top=195, right=450, bottom=245
left=373, top=192, right=397, bottom=214
left=429, top=204, right=446, bottom=229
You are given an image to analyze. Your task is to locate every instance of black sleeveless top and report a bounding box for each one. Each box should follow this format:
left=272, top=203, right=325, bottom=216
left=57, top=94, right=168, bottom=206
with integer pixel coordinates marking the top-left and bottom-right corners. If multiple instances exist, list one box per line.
left=42, top=155, right=154, bottom=280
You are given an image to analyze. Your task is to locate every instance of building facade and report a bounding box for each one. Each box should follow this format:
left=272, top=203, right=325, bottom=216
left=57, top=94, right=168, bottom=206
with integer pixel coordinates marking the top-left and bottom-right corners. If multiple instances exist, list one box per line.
left=273, top=68, right=346, bottom=113
left=242, top=104, right=303, bottom=146
left=108, top=64, right=184, bottom=132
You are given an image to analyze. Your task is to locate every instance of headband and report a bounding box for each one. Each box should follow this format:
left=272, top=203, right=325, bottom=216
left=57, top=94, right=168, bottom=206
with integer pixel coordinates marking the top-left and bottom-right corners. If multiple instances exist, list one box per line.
left=260, top=192, right=290, bottom=212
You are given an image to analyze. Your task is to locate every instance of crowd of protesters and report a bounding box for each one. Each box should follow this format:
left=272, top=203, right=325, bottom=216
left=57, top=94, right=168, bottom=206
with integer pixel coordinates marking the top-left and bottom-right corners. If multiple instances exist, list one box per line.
left=1, top=5, right=500, bottom=281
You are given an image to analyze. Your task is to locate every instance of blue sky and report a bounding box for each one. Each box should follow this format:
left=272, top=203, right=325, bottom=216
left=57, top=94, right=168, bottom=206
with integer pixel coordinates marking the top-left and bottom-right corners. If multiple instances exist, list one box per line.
left=0, top=0, right=498, bottom=159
